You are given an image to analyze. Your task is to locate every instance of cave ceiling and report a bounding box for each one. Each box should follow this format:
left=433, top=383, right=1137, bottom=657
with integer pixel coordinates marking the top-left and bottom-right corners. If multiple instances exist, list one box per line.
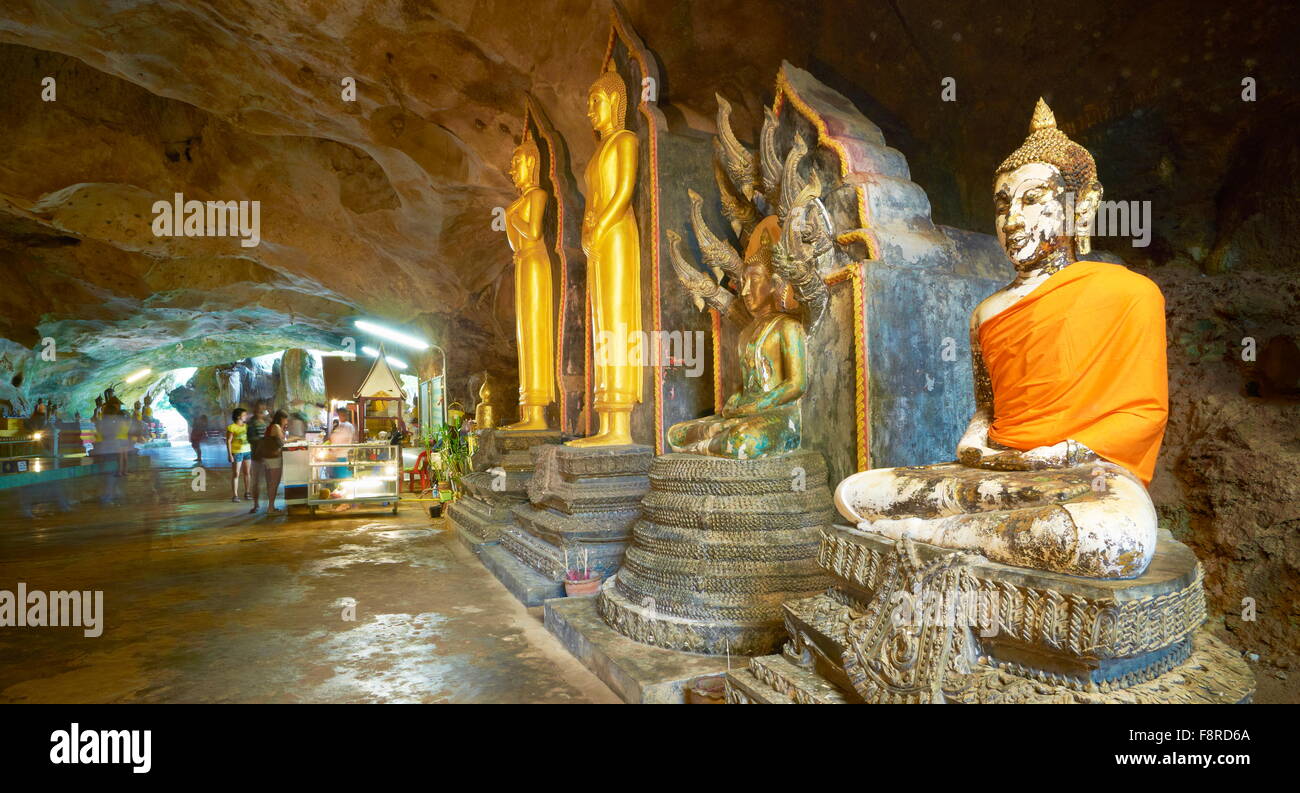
left=0, top=0, right=1294, bottom=408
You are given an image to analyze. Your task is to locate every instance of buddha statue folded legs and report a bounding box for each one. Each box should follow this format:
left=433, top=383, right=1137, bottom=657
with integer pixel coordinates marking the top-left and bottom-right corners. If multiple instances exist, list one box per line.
left=666, top=310, right=803, bottom=459
left=836, top=461, right=1156, bottom=578
left=835, top=98, right=1167, bottom=580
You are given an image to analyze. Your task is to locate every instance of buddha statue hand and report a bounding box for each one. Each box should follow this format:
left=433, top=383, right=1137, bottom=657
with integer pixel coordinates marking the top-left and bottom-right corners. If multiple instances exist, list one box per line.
left=722, top=392, right=753, bottom=418
left=955, top=408, right=993, bottom=466
left=962, top=439, right=1099, bottom=471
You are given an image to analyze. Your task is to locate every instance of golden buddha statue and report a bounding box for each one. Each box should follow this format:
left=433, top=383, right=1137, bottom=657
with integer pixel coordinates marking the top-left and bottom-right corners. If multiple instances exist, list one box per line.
left=835, top=99, right=1168, bottom=579
left=500, top=134, right=556, bottom=431
left=566, top=67, right=642, bottom=447
left=474, top=376, right=497, bottom=430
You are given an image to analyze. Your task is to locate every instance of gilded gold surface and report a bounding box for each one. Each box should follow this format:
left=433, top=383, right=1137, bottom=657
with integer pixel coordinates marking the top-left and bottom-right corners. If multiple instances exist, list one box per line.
left=474, top=377, right=496, bottom=429
left=567, top=68, right=642, bottom=447
left=501, top=136, right=555, bottom=431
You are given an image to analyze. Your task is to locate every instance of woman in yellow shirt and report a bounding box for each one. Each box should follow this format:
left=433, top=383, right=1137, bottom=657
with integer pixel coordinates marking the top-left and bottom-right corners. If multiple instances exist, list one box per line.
left=226, top=407, right=252, bottom=503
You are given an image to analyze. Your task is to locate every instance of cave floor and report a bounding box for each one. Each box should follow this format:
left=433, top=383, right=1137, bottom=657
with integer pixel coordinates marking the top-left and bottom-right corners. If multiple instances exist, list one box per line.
left=0, top=441, right=619, bottom=704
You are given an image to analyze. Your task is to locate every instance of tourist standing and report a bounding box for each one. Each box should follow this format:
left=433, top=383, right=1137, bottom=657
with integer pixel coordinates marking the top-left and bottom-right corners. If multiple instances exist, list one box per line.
left=190, top=414, right=209, bottom=464
left=226, top=408, right=252, bottom=502
left=245, top=401, right=270, bottom=514
left=259, top=410, right=289, bottom=514
left=326, top=407, right=355, bottom=512
left=92, top=402, right=125, bottom=504
left=329, top=406, right=355, bottom=444
left=104, top=400, right=131, bottom=477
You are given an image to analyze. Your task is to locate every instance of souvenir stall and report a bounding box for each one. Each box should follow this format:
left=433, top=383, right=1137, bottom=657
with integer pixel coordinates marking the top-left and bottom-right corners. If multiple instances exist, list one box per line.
left=304, top=351, right=404, bottom=515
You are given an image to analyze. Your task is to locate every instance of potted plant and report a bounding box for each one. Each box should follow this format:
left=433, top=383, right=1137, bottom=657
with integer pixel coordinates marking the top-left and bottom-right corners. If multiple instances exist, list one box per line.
left=562, top=548, right=603, bottom=596
left=433, top=414, right=471, bottom=500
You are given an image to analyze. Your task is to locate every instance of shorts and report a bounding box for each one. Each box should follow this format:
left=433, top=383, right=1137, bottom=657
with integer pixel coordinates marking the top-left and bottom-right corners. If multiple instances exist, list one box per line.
left=262, top=457, right=282, bottom=470
left=232, top=451, right=251, bottom=463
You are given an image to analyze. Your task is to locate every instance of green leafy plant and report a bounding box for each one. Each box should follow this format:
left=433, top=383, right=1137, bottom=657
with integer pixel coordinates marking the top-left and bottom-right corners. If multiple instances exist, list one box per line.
left=432, top=413, right=471, bottom=498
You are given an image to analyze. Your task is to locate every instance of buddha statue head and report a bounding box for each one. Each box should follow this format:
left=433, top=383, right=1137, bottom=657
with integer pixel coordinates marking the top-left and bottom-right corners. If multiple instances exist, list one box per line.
left=994, top=98, right=1102, bottom=271
left=587, top=67, right=628, bottom=138
left=509, top=135, right=541, bottom=192
left=740, top=216, right=798, bottom=316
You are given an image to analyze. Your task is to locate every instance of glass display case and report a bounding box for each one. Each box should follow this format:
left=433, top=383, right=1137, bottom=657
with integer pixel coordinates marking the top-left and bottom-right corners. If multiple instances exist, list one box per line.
left=306, top=442, right=400, bottom=515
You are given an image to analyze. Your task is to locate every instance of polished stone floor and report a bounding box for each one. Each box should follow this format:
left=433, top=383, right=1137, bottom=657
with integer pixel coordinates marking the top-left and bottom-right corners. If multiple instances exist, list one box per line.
left=0, top=441, right=618, bottom=703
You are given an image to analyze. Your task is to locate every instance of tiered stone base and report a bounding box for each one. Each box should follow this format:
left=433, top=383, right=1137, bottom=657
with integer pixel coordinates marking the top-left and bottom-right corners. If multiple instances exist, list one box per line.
left=597, top=451, right=832, bottom=656
left=725, top=525, right=1255, bottom=703
left=444, top=429, right=559, bottom=554
left=493, top=444, right=652, bottom=605
left=545, top=595, right=737, bottom=703
left=727, top=630, right=1252, bottom=704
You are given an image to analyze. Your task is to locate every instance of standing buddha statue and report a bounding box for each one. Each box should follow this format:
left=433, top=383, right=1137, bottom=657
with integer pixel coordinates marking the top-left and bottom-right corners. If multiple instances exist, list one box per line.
left=835, top=99, right=1168, bottom=579
left=567, top=66, right=642, bottom=447
left=500, top=134, right=556, bottom=431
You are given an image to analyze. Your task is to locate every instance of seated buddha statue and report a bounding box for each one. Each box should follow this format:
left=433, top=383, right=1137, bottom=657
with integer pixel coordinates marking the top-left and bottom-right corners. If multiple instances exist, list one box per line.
left=667, top=192, right=828, bottom=459
left=835, top=99, right=1168, bottom=579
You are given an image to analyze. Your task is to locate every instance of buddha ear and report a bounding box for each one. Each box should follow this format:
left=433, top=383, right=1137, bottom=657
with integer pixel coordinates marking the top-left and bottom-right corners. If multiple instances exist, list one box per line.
left=1073, top=179, right=1103, bottom=256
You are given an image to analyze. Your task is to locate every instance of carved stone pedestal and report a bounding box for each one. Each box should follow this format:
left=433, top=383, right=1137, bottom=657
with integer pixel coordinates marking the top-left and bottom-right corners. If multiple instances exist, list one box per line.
left=489, top=444, right=652, bottom=606
left=597, top=451, right=832, bottom=656
left=445, top=429, right=560, bottom=554
left=726, top=525, right=1255, bottom=703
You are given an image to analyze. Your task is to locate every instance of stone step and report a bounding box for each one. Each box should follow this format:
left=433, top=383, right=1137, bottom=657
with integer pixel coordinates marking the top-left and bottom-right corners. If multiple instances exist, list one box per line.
left=511, top=501, right=640, bottom=544
left=478, top=544, right=564, bottom=606
left=528, top=479, right=651, bottom=514
left=745, top=654, right=850, bottom=704
left=498, top=527, right=566, bottom=581
left=461, top=470, right=531, bottom=501
left=723, top=668, right=795, bottom=704
left=545, top=595, right=739, bottom=704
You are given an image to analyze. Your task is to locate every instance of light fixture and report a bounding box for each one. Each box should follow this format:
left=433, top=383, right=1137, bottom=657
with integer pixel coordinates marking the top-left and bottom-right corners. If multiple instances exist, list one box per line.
left=354, top=320, right=428, bottom=350
left=361, top=346, right=408, bottom=370
left=125, top=368, right=152, bottom=384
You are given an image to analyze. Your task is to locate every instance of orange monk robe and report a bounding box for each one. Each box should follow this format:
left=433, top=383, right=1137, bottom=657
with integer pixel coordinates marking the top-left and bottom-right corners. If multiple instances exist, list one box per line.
left=980, top=260, right=1168, bottom=485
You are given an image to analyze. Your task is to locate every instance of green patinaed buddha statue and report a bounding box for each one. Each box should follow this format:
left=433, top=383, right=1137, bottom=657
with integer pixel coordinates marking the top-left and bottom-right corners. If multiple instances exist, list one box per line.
left=666, top=117, right=829, bottom=459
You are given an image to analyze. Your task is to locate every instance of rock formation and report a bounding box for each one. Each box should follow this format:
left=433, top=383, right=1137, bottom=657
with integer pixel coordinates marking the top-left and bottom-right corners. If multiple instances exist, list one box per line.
left=0, top=0, right=1295, bottom=683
